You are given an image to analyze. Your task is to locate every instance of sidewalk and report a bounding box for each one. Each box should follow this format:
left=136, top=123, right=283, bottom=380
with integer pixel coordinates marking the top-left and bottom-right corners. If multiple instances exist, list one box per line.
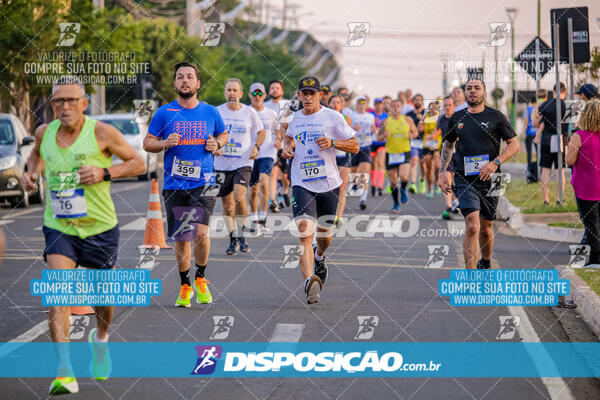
left=497, top=196, right=584, bottom=243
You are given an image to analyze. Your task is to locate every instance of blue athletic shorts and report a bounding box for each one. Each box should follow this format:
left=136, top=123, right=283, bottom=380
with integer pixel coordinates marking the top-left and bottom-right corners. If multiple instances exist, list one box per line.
left=250, top=157, right=275, bottom=186
left=43, top=225, right=119, bottom=269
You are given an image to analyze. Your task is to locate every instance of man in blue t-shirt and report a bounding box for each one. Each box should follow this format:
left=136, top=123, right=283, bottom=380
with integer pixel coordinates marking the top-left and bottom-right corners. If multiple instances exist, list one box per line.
left=144, top=62, right=228, bottom=308
left=523, top=96, right=539, bottom=168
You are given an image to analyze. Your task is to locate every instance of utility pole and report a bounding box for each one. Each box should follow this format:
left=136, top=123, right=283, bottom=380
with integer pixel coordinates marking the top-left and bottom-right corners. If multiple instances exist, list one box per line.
left=91, top=0, right=105, bottom=115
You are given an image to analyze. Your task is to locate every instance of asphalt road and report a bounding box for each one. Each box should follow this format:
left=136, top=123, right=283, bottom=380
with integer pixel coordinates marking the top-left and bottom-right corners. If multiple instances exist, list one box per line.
left=0, top=179, right=599, bottom=399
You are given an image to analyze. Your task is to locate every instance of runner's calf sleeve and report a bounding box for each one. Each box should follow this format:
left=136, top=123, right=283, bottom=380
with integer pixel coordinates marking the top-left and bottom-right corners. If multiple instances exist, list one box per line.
left=195, top=264, right=207, bottom=279
left=391, top=187, right=399, bottom=204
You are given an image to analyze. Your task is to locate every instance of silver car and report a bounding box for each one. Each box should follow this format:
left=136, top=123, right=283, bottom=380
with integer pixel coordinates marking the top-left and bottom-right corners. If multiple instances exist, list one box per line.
left=0, top=113, right=43, bottom=207
left=90, top=113, right=158, bottom=180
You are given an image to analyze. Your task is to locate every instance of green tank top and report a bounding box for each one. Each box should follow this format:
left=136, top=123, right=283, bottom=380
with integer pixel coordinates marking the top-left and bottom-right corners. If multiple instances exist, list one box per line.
left=40, top=117, right=117, bottom=238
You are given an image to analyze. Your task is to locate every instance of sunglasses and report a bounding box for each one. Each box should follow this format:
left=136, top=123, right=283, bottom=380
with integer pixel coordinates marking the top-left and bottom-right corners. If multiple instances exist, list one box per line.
left=251, top=91, right=264, bottom=96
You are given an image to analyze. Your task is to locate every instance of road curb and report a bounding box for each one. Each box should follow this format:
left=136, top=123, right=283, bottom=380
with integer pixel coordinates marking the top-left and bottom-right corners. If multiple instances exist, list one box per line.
left=558, top=265, right=600, bottom=339
left=497, top=196, right=583, bottom=243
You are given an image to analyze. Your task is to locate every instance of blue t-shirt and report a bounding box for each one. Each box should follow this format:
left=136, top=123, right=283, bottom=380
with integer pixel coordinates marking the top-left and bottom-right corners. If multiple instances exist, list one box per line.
left=148, top=100, right=226, bottom=190
left=369, top=110, right=388, bottom=146
left=525, top=105, right=537, bottom=136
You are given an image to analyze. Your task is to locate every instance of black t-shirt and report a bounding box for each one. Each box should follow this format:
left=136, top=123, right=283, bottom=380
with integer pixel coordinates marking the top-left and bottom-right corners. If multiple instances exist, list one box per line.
left=538, top=96, right=567, bottom=146
left=445, top=106, right=516, bottom=176
left=406, top=108, right=425, bottom=139
left=437, top=114, right=452, bottom=141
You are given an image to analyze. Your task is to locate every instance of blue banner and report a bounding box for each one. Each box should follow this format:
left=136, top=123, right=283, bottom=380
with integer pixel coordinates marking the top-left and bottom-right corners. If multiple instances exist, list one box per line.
left=30, top=269, right=161, bottom=306
left=439, top=269, right=569, bottom=306
left=1, top=342, right=600, bottom=377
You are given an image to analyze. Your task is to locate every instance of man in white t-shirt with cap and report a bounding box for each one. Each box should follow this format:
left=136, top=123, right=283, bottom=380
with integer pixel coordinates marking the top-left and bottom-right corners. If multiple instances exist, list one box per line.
left=282, top=76, right=359, bottom=304
left=248, top=82, right=280, bottom=231
left=216, top=78, right=266, bottom=255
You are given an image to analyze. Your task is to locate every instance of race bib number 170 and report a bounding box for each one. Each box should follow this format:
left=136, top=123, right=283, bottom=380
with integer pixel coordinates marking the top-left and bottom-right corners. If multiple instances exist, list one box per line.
left=300, top=159, right=327, bottom=182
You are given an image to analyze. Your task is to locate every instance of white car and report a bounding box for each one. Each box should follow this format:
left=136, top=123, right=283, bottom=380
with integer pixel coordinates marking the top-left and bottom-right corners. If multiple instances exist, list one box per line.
left=90, top=113, right=158, bottom=180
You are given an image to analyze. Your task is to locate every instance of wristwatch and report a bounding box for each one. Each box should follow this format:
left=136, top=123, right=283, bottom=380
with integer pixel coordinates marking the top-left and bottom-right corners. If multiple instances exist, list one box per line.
left=331, top=139, right=337, bottom=149
left=254, top=144, right=260, bottom=151
left=217, top=141, right=223, bottom=150
left=103, top=168, right=111, bottom=182
left=493, top=158, right=501, bottom=166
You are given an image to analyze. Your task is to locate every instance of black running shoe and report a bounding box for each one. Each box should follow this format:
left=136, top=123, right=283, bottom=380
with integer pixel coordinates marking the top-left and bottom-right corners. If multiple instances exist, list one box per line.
left=226, top=237, right=237, bottom=255
left=371, top=186, right=376, bottom=196
left=360, top=200, right=367, bottom=210
left=313, top=245, right=328, bottom=285
left=283, top=193, right=291, bottom=208
left=476, top=259, right=491, bottom=269
left=238, top=236, right=250, bottom=252
left=269, top=202, right=280, bottom=213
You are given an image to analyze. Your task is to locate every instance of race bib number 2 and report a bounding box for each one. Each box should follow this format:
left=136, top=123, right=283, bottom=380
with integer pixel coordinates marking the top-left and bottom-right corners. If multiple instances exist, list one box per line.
left=301, top=159, right=327, bottom=182
left=172, top=157, right=201, bottom=180
left=464, top=154, right=489, bottom=176
left=51, top=189, right=87, bottom=218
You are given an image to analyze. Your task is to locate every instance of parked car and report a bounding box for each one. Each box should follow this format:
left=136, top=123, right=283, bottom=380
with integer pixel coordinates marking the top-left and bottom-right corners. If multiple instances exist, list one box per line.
left=0, top=114, right=43, bottom=208
left=90, top=113, right=158, bottom=180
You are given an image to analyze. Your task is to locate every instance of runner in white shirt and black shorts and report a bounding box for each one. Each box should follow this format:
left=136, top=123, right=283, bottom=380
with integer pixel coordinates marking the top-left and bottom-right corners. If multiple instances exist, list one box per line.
left=282, top=76, right=359, bottom=304
left=248, top=82, right=279, bottom=232
left=215, top=78, right=265, bottom=255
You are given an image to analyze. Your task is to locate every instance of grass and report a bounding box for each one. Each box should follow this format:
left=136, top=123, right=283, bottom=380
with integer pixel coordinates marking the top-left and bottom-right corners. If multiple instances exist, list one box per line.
left=548, top=222, right=584, bottom=229
left=575, top=269, right=600, bottom=297
left=504, top=178, right=578, bottom=214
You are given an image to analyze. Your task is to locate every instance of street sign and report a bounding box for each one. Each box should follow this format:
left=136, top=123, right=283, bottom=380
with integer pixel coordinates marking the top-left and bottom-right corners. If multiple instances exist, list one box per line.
left=550, top=7, right=590, bottom=64
left=514, top=37, right=554, bottom=80
left=512, top=90, right=537, bottom=104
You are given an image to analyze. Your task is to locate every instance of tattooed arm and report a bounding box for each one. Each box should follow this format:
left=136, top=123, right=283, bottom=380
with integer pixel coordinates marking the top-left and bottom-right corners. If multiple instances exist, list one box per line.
left=438, top=139, right=455, bottom=174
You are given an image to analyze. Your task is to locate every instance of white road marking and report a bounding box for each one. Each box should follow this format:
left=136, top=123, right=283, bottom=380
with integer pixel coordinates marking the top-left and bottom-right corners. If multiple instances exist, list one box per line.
left=0, top=219, right=14, bottom=226
left=120, top=217, right=148, bottom=231
left=507, top=306, right=575, bottom=400
left=0, top=319, right=49, bottom=359
left=452, top=241, right=574, bottom=400
left=269, top=323, right=305, bottom=342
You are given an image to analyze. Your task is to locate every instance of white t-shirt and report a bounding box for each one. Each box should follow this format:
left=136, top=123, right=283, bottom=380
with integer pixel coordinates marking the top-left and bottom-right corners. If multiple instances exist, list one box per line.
left=255, top=106, right=279, bottom=161
left=401, top=104, right=415, bottom=115
left=454, top=102, right=468, bottom=112
left=287, top=107, right=356, bottom=193
left=215, top=103, right=264, bottom=171
left=342, top=107, right=355, bottom=122
left=264, top=99, right=291, bottom=124
left=352, top=111, right=375, bottom=148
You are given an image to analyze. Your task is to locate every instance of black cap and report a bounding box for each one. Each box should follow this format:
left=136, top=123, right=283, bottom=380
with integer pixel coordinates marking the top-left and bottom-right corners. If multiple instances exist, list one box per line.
left=576, top=84, right=598, bottom=99
left=298, top=76, right=321, bottom=92
left=320, top=85, right=331, bottom=93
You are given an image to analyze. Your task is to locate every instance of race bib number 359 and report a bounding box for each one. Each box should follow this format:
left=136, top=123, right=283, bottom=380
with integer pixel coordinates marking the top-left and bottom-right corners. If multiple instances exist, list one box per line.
left=172, top=157, right=201, bottom=181
left=51, top=189, right=87, bottom=218
left=464, top=154, right=489, bottom=176
left=300, top=159, right=327, bottom=182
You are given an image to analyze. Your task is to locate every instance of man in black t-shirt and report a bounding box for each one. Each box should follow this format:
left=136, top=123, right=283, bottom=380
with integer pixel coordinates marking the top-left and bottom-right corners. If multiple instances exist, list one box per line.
left=534, top=83, right=568, bottom=206
left=406, top=94, right=426, bottom=193
left=438, top=79, right=519, bottom=270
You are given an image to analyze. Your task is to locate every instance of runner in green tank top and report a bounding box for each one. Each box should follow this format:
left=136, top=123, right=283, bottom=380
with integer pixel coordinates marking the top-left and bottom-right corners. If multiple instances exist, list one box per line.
left=22, top=76, right=146, bottom=395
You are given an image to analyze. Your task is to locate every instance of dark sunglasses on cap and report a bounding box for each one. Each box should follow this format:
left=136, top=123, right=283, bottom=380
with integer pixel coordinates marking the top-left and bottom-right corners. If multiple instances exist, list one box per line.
left=251, top=90, right=264, bottom=96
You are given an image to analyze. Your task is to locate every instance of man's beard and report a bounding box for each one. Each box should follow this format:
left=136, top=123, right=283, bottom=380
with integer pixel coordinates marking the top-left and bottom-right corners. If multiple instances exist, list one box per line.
left=177, top=88, right=196, bottom=99
left=467, top=95, right=484, bottom=107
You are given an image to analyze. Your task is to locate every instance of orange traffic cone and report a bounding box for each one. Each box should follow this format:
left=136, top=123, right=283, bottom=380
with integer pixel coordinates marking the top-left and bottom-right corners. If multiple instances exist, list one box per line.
left=71, top=305, right=95, bottom=315
left=142, top=178, right=170, bottom=249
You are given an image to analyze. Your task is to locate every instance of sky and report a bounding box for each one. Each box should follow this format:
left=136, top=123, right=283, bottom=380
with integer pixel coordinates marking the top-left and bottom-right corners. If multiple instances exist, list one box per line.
left=285, top=0, right=600, bottom=100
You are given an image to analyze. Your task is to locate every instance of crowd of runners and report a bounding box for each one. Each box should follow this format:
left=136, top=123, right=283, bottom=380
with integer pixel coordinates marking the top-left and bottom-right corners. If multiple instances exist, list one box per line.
left=22, top=65, right=527, bottom=394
